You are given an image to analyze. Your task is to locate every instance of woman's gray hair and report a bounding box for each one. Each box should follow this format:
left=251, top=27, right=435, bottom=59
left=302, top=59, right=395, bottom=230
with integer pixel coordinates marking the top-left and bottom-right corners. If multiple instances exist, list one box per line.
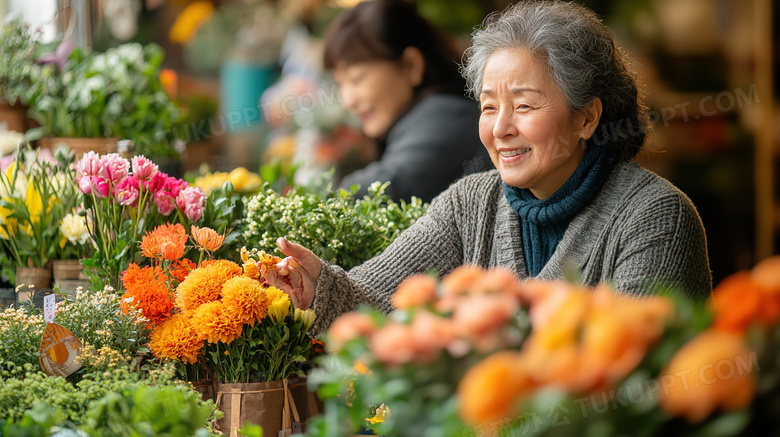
left=462, top=1, right=649, bottom=159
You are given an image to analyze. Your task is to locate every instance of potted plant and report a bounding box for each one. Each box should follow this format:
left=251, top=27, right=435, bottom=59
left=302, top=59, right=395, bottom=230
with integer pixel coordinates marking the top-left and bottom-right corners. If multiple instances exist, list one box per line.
left=0, top=145, right=79, bottom=302
left=22, top=39, right=183, bottom=166
left=0, top=20, right=41, bottom=134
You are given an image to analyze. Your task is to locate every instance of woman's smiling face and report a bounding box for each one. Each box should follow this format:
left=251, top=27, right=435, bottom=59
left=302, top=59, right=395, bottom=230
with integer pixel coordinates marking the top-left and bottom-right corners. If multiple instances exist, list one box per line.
left=478, top=47, right=600, bottom=199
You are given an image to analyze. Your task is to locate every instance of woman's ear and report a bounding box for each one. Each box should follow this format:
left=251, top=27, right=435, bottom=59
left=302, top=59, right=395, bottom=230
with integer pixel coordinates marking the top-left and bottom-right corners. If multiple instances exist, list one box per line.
left=401, top=46, right=425, bottom=87
left=578, top=97, right=603, bottom=141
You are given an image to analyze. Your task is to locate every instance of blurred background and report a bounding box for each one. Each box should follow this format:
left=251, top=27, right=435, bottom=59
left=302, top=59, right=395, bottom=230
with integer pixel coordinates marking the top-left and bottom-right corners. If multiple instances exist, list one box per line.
left=0, top=0, right=777, bottom=284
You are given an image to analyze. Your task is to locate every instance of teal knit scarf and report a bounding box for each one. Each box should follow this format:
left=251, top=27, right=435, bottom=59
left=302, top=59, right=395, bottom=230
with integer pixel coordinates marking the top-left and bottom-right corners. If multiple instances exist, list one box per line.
left=503, top=146, right=617, bottom=277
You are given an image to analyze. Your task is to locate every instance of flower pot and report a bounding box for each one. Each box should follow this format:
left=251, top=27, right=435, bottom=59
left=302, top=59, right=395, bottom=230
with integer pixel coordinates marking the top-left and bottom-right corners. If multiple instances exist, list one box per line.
left=214, top=377, right=316, bottom=437
left=38, top=137, right=118, bottom=161
left=191, top=379, right=216, bottom=402
left=52, top=259, right=89, bottom=295
left=0, top=99, right=29, bottom=133
left=15, top=265, right=52, bottom=303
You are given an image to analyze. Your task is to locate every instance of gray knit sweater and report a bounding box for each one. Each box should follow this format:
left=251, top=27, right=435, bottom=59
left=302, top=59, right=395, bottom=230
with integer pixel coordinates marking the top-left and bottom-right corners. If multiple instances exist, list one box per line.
left=311, top=160, right=712, bottom=335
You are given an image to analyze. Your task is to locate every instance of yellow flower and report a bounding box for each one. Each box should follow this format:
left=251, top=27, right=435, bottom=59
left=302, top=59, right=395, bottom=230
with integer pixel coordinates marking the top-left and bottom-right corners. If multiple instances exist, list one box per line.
left=367, top=404, right=390, bottom=425
left=60, top=212, right=90, bottom=245
left=0, top=198, right=16, bottom=239
left=243, top=262, right=260, bottom=280
left=294, top=308, right=316, bottom=331
left=24, top=181, right=42, bottom=225
left=228, top=167, right=261, bottom=192
left=267, top=287, right=290, bottom=323
left=176, top=260, right=242, bottom=316
left=169, top=1, right=214, bottom=43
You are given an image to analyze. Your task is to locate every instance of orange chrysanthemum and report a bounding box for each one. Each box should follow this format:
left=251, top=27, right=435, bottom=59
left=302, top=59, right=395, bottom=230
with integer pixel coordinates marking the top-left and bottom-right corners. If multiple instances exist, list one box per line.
left=121, top=263, right=174, bottom=327
left=221, top=276, right=269, bottom=326
left=190, top=300, right=244, bottom=344
left=191, top=225, right=225, bottom=252
left=149, top=314, right=204, bottom=364
left=175, top=260, right=242, bottom=316
left=140, top=223, right=187, bottom=260
left=170, top=258, right=196, bottom=284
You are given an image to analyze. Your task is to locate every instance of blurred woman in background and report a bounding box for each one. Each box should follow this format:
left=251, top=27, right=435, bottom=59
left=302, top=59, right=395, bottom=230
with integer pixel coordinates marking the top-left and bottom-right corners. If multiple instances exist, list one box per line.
left=323, top=0, right=491, bottom=202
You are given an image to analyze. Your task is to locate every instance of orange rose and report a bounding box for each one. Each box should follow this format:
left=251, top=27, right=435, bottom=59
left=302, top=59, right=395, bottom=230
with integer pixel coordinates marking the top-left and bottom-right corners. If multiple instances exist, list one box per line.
left=369, top=322, right=417, bottom=366
left=327, top=312, right=376, bottom=351
left=751, top=255, right=780, bottom=293
left=710, top=271, right=777, bottom=332
left=440, top=265, right=486, bottom=297
left=452, top=293, right=518, bottom=339
left=471, top=268, right=523, bottom=296
left=409, top=310, right=456, bottom=362
left=391, top=274, right=438, bottom=309
left=659, top=330, right=757, bottom=423
left=530, top=289, right=589, bottom=350
left=458, top=351, right=533, bottom=426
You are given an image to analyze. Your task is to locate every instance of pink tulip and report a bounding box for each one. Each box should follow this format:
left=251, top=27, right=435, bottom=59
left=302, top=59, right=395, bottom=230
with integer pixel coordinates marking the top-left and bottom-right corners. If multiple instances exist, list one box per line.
left=164, top=177, right=186, bottom=198
left=99, top=153, right=129, bottom=184
left=177, top=186, right=204, bottom=210
left=184, top=203, right=204, bottom=222
left=145, top=172, right=167, bottom=194
left=154, top=192, right=176, bottom=216
left=78, top=176, right=93, bottom=194
left=89, top=176, right=110, bottom=198
left=76, top=152, right=103, bottom=178
left=115, top=185, right=139, bottom=207
left=131, top=155, right=158, bottom=180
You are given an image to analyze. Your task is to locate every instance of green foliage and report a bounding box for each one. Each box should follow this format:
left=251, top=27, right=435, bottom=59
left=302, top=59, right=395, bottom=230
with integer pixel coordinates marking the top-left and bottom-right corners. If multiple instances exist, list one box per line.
left=22, top=42, right=182, bottom=160
left=243, top=181, right=428, bottom=271
left=0, top=370, right=219, bottom=436
left=0, top=20, right=42, bottom=104
left=198, top=183, right=245, bottom=261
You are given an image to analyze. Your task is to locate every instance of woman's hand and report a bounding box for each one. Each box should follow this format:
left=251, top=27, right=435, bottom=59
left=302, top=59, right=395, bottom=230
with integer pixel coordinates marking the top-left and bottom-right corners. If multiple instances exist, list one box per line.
left=264, top=237, right=321, bottom=310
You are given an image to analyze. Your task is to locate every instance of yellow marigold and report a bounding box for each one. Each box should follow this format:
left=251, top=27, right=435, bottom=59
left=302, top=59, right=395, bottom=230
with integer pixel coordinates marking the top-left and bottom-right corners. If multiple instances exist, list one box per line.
left=190, top=301, right=244, bottom=344
left=256, top=250, right=282, bottom=278
left=176, top=260, right=242, bottom=316
left=267, top=286, right=290, bottom=323
left=222, top=276, right=269, bottom=326
left=149, top=314, right=204, bottom=364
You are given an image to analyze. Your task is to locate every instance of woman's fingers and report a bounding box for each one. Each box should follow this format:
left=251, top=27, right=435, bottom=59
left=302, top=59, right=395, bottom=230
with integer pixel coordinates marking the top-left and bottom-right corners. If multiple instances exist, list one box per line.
left=276, top=237, right=322, bottom=278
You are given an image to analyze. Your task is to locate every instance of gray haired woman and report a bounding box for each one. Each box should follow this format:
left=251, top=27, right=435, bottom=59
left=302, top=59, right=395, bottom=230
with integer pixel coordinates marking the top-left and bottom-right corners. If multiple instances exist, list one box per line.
left=266, top=0, right=712, bottom=335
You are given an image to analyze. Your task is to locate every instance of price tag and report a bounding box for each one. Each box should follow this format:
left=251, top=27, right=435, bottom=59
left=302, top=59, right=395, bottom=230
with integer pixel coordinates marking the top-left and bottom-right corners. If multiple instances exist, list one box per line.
left=44, top=294, right=56, bottom=323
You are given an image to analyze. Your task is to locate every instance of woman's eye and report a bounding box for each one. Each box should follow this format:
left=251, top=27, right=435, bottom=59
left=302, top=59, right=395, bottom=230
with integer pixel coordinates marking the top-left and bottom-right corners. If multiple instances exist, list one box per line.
left=481, top=105, right=495, bottom=113
left=517, top=104, right=532, bottom=111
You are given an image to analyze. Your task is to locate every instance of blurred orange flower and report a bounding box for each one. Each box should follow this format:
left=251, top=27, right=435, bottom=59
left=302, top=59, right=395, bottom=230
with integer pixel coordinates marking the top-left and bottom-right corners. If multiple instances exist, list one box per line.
left=369, top=322, right=416, bottom=366
left=391, top=274, right=438, bottom=309
left=440, top=265, right=486, bottom=298
left=458, top=351, right=533, bottom=426
left=452, top=293, right=519, bottom=340
left=170, top=258, right=196, bottom=283
left=751, top=255, right=780, bottom=292
left=191, top=225, right=225, bottom=252
left=659, top=330, right=756, bottom=423
left=710, top=271, right=779, bottom=333
left=328, top=312, right=376, bottom=352
left=140, top=223, right=187, bottom=261
left=149, top=314, right=204, bottom=364
left=176, top=260, right=242, bottom=316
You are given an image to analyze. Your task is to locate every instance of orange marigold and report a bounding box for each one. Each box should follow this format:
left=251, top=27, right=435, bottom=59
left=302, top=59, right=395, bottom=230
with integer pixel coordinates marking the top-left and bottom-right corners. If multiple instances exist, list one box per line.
left=121, top=263, right=174, bottom=327
left=256, top=250, right=282, bottom=278
left=149, top=314, right=204, bottom=364
left=221, top=276, right=269, bottom=326
left=190, top=300, right=244, bottom=344
left=140, top=223, right=187, bottom=260
left=176, top=260, right=242, bottom=316
left=191, top=225, right=225, bottom=251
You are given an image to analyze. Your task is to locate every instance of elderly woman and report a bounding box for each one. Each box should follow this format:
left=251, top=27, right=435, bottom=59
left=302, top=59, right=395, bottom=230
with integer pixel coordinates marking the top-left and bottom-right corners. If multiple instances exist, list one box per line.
left=266, top=1, right=712, bottom=334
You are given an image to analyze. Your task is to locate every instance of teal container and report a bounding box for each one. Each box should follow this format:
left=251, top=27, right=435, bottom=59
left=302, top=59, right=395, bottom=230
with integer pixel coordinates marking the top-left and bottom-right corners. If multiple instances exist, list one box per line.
left=219, top=60, right=277, bottom=132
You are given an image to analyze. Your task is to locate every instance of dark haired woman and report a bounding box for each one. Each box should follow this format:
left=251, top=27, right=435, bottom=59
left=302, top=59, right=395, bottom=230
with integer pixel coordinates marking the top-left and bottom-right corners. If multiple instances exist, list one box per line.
left=324, top=0, right=491, bottom=202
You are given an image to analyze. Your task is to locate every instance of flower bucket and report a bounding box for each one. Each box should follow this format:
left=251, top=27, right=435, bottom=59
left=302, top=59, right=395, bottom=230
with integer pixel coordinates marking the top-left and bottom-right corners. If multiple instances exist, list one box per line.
left=15, top=266, right=52, bottom=303
left=52, top=259, right=89, bottom=295
left=38, top=137, right=118, bottom=161
left=191, top=378, right=216, bottom=403
left=0, top=99, right=28, bottom=133
left=214, top=377, right=317, bottom=437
